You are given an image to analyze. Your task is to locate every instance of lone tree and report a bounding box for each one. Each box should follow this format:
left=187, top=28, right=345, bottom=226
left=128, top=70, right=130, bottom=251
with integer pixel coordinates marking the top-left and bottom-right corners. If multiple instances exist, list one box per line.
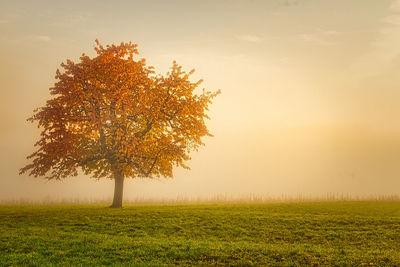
left=20, top=40, right=219, bottom=208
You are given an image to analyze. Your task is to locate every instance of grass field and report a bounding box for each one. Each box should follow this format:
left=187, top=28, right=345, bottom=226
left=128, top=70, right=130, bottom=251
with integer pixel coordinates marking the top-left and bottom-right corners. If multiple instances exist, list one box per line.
left=1, top=201, right=399, bottom=266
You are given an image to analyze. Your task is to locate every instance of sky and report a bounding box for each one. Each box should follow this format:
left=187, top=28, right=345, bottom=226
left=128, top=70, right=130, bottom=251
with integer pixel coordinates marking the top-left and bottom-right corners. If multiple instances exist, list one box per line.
left=1, top=0, right=400, bottom=202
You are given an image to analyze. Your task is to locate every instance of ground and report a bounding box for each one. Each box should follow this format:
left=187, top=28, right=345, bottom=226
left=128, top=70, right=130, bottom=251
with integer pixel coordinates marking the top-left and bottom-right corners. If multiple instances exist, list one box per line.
left=1, top=201, right=399, bottom=266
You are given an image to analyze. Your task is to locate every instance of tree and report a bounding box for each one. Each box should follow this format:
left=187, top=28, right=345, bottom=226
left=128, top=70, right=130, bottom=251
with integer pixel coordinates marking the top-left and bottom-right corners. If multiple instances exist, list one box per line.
left=20, top=40, right=219, bottom=208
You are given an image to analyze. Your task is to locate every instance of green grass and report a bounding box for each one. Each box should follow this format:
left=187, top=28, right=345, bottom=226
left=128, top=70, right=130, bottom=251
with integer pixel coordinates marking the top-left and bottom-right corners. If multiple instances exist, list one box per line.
left=1, top=201, right=400, bottom=266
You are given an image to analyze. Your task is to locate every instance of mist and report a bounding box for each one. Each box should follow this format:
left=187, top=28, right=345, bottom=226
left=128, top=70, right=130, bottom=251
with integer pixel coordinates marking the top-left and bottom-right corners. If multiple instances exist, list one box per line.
left=1, top=0, right=400, bottom=202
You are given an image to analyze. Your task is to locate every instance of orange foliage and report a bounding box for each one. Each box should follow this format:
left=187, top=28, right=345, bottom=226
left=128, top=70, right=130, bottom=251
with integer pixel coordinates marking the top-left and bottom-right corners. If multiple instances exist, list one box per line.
left=20, top=40, right=219, bottom=180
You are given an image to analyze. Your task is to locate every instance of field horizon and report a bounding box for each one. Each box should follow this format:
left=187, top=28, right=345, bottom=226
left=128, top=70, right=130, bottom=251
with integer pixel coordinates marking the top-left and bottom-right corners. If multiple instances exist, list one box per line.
left=1, top=193, right=399, bottom=206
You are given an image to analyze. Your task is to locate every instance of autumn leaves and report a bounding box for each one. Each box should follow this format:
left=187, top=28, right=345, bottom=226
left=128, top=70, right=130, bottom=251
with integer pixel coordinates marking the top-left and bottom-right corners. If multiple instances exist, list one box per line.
left=20, top=40, right=219, bottom=183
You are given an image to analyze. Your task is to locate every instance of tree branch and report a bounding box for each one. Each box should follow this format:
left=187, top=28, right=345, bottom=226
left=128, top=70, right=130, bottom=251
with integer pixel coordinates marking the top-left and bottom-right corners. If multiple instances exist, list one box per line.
left=134, top=119, right=153, bottom=138
left=143, top=150, right=161, bottom=177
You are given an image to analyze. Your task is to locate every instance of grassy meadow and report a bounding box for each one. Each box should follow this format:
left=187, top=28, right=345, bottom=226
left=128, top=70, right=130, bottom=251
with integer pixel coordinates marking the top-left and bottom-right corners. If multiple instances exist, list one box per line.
left=1, top=201, right=400, bottom=266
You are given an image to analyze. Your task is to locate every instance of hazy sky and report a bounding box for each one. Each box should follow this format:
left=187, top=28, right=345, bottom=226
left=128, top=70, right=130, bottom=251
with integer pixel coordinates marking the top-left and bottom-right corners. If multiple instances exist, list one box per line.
left=1, top=0, right=400, bottom=202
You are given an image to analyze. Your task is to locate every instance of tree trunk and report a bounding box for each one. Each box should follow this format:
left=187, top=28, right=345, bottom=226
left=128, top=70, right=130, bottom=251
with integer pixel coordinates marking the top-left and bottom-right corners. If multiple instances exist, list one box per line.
left=110, top=170, right=124, bottom=208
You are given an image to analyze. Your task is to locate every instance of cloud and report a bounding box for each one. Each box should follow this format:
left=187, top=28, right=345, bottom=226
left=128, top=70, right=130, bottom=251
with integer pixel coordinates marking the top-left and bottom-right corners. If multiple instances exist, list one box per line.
left=279, top=0, right=300, bottom=7
left=390, top=0, right=400, bottom=12
left=53, top=11, right=92, bottom=28
left=315, top=28, right=342, bottom=36
left=235, top=34, right=262, bottom=43
left=369, top=0, right=400, bottom=60
left=298, top=33, right=338, bottom=46
left=31, top=35, right=51, bottom=42
left=292, top=28, right=343, bottom=46
left=383, top=15, right=400, bottom=25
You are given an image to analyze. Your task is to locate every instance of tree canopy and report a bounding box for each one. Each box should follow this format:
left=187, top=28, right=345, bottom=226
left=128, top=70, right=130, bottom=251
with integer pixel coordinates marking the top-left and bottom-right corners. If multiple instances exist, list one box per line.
left=20, top=40, right=219, bottom=206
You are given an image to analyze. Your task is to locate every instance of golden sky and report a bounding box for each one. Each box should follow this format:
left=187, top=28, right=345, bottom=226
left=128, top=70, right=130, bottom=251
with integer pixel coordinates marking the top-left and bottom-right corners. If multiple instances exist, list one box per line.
left=1, top=0, right=400, bottom=201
